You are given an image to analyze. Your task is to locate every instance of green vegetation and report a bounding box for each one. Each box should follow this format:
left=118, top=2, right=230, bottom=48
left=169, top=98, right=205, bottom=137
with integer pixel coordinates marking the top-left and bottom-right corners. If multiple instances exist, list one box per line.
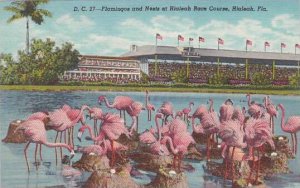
left=1, top=84, right=300, bottom=96
left=0, top=38, right=79, bottom=85
left=251, top=72, right=272, bottom=85
left=4, top=0, right=52, bottom=53
left=208, top=73, right=228, bottom=85
left=171, top=69, right=187, bottom=83
left=289, top=74, right=300, bottom=87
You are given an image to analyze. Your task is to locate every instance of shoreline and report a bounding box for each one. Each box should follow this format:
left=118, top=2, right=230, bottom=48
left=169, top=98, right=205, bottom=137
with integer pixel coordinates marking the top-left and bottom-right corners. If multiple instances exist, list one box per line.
left=1, top=85, right=300, bottom=96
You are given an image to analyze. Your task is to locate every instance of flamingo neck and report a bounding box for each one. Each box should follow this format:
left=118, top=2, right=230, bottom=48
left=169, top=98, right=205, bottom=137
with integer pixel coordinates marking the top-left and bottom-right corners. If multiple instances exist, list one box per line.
left=192, top=117, right=196, bottom=132
left=44, top=142, right=71, bottom=152
left=264, top=97, right=267, bottom=107
left=84, top=125, right=96, bottom=140
left=71, top=106, right=88, bottom=126
left=247, top=95, right=251, bottom=107
left=164, top=136, right=177, bottom=154
left=146, top=93, right=149, bottom=106
left=209, top=101, right=213, bottom=113
left=279, top=105, right=285, bottom=130
left=155, top=116, right=161, bottom=141
left=104, top=97, right=113, bottom=108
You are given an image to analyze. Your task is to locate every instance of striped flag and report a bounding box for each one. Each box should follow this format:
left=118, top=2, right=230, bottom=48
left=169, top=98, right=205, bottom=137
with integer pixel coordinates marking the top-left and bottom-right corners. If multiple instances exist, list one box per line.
left=265, top=41, right=270, bottom=47
left=178, top=35, right=184, bottom=41
left=246, top=39, right=252, bottom=46
left=156, top=33, right=162, bottom=40
left=218, top=38, right=224, bottom=45
left=199, top=37, right=205, bottom=42
left=281, top=43, right=286, bottom=48
left=296, top=44, right=300, bottom=48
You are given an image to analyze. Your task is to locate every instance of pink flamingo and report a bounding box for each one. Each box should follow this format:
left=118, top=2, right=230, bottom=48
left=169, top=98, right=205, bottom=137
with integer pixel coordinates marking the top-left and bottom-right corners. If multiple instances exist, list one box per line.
left=192, top=104, right=208, bottom=123
left=26, top=111, right=49, bottom=161
left=161, top=132, right=195, bottom=170
left=175, top=111, right=184, bottom=119
left=88, top=107, right=103, bottom=136
left=145, top=90, right=155, bottom=121
left=264, top=96, right=277, bottom=134
left=77, top=113, right=129, bottom=168
left=218, top=120, right=247, bottom=183
left=244, top=117, right=275, bottom=184
left=98, top=95, right=133, bottom=124
left=277, top=104, right=300, bottom=156
left=207, top=98, right=214, bottom=113
left=15, top=119, right=74, bottom=172
left=139, top=113, right=170, bottom=155
left=232, top=106, right=246, bottom=126
left=125, top=101, right=145, bottom=135
left=219, top=103, right=234, bottom=123
left=201, top=111, right=220, bottom=160
left=48, top=104, right=90, bottom=165
left=246, top=94, right=263, bottom=119
left=182, top=102, right=194, bottom=121
left=158, top=101, right=174, bottom=124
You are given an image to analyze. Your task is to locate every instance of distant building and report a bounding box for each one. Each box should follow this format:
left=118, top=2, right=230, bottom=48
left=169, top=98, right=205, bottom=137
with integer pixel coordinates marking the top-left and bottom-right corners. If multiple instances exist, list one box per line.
left=63, top=55, right=141, bottom=81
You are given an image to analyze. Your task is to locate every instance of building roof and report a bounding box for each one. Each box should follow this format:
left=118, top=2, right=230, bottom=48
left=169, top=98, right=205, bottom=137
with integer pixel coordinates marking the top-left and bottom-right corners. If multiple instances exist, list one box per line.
left=121, top=45, right=300, bottom=66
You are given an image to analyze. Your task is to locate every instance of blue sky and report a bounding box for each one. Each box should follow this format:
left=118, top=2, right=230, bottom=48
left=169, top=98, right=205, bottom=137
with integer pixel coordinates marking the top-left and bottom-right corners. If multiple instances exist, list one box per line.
left=0, top=0, right=299, bottom=56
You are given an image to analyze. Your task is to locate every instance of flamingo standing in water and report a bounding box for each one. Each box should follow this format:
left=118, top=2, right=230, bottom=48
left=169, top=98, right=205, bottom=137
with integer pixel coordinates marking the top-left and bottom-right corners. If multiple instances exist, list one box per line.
left=219, top=102, right=234, bottom=123
left=264, top=96, right=277, bottom=134
left=182, top=102, right=194, bottom=122
left=158, top=101, right=174, bottom=124
left=77, top=113, right=129, bottom=168
left=48, top=105, right=90, bottom=165
left=246, top=94, right=263, bottom=119
left=277, top=104, right=300, bottom=156
left=244, top=117, right=275, bottom=184
left=218, top=120, right=247, bottom=183
left=125, top=101, right=145, bottom=135
left=192, top=104, right=208, bottom=123
left=98, top=95, right=133, bottom=125
left=145, top=90, right=155, bottom=121
left=15, top=119, right=75, bottom=172
left=88, top=107, right=103, bottom=137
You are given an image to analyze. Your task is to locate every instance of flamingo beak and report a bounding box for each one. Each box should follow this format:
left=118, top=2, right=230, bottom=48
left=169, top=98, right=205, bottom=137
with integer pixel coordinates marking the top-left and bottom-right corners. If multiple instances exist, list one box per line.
left=77, top=131, right=83, bottom=142
left=98, top=100, right=102, bottom=105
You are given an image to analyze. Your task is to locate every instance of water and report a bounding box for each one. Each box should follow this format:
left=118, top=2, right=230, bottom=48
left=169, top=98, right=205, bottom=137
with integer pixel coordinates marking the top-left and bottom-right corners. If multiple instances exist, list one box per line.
left=1, top=90, right=300, bottom=188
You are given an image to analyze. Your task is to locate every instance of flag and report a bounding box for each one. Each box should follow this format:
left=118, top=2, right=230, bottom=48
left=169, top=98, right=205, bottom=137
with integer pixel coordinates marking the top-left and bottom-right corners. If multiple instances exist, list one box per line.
left=246, top=39, right=252, bottom=46
left=218, top=38, right=224, bottom=45
left=296, top=44, right=300, bottom=48
left=265, top=41, right=270, bottom=47
left=156, top=33, right=162, bottom=40
left=281, top=43, right=286, bottom=48
left=199, top=37, right=205, bottom=42
left=178, top=35, right=184, bottom=41
left=189, top=38, right=194, bottom=41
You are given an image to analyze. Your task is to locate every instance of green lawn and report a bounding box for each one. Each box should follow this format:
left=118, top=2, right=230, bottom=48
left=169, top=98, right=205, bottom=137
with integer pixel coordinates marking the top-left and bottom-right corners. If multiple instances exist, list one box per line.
left=1, top=85, right=300, bottom=95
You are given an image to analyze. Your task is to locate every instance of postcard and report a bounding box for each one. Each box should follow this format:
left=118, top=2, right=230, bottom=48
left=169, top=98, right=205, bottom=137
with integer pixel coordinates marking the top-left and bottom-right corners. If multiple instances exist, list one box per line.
left=1, top=0, right=300, bottom=187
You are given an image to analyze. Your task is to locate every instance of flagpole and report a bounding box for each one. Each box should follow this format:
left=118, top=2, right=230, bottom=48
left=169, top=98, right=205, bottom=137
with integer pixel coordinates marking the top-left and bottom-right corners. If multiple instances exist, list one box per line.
left=178, top=38, right=179, bottom=47
left=246, top=42, right=247, bottom=52
left=155, top=36, right=157, bottom=46
left=264, top=45, right=266, bottom=52
left=295, top=46, right=297, bottom=54
left=281, top=46, right=282, bottom=53
left=218, top=41, right=219, bottom=50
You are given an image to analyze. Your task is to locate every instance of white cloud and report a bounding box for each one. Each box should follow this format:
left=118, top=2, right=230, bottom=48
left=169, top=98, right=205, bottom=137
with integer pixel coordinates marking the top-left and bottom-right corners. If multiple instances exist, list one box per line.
left=55, top=14, right=95, bottom=31
left=271, top=14, right=300, bottom=35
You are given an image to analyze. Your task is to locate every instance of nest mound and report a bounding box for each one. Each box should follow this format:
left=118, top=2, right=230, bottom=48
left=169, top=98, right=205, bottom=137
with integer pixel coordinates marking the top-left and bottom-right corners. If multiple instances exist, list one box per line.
left=84, top=166, right=141, bottom=188
left=72, top=154, right=110, bottom=172
left=2, top=120, right=28, bottom=143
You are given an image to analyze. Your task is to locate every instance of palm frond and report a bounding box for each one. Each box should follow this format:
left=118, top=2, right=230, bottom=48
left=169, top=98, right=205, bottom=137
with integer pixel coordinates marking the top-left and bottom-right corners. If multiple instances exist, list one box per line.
left=36, top=9, right=52, bottom=17
left=7, top=13, right=24, bottom=23
left=4, top=6, right=22, bottom=14
left=30, top=11, right=44, bottom=25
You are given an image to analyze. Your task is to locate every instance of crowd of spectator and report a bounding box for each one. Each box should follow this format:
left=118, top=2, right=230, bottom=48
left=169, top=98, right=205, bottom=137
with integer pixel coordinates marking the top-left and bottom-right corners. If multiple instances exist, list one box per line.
left=80, top=59, right=139, bottom=68
left=61, top=75, right=139, bottom=84
left=148, top=62, right=298, bottom=84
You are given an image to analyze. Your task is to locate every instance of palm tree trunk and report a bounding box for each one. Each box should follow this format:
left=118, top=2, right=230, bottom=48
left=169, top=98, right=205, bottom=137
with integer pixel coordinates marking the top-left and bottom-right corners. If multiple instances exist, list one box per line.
left=26, top=17, right=29, bottom=54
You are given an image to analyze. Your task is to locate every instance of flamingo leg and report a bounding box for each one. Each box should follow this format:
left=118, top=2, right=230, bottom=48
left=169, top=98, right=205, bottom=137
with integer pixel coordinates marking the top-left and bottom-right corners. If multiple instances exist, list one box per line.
left=291, top=133, right=295, bottom=156
left=35, top=144, right=38, bottom=170
left=123, top=110, right=126, bottom=126
left=119, top=110, right=122, bottom=118
left=54, top=132, right=58, bottom=166
left=231, top=147, right=236, bottom=183
left=173, top=155, right=177, bottom=170
left=247, top=148, right=255, bottom=185
left=206, top=135, right=210, bottom=161
left=111, top=140, right=115, bottom=167
left=295, top=133, right=298, bottom=155
left=255, top=147, right=261, bottom=183
left=224, top=147, right=228, bottom=181
left=60, top=131, right=63, bottom=161
left=24, top=142, right=31, bottom=173
left=39, top=144, right=43, bottom=161
left=137, top=116, right=139, bottom=133
left=94, top=119, right=98, bottom=136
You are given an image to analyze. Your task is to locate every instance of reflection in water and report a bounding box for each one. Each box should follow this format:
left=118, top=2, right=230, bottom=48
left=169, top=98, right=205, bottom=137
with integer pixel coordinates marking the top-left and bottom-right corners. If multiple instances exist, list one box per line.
left=1, top=91, right=300, bottom=187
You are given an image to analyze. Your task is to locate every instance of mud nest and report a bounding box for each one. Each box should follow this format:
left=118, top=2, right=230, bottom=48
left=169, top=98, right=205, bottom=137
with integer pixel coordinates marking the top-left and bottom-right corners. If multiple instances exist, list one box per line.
left=2, top=120, right=28, bottom=143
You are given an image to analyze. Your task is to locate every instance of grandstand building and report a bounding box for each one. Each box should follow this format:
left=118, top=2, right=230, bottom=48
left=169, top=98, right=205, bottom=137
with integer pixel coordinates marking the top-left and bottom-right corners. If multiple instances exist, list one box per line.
left=122, top=45, right=300, bottom=84
left=62, top=55, right=141, bottom=82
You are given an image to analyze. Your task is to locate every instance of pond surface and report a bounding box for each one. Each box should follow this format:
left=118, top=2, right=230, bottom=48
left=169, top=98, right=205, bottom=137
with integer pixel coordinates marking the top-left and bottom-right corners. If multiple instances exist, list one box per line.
left=1, top=90, right=300, bottom=188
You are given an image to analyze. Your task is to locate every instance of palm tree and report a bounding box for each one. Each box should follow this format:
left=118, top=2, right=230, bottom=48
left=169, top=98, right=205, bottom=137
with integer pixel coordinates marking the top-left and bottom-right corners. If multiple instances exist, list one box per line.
left=4, top=0, right=52, bottom=54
